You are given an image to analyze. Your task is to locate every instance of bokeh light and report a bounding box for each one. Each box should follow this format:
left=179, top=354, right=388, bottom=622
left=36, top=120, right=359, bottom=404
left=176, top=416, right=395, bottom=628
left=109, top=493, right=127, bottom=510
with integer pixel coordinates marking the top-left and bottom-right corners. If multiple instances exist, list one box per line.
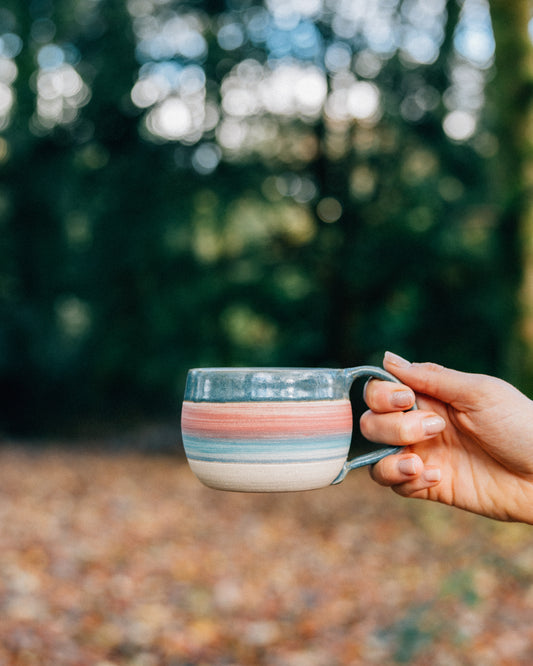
left=454, top=0, right=495, bottom=69
left=192, top=143, right=221, bottom=175
left=316, top=197, right=343, bottom=223
left=121, top=0, right=496, bottom=152
left=443, top=110, right=477, bottom=141
left=30, top=42, right=90, bottom=132
left=326, top=76, right=381, bottom=125
left=0, top=22, right=20, bottom=130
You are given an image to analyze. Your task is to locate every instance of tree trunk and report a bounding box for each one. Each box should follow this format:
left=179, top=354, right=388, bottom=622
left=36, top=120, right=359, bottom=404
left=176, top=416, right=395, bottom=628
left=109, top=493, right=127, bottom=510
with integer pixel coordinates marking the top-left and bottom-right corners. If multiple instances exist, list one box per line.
left=489, top=0, right=533, bottom=390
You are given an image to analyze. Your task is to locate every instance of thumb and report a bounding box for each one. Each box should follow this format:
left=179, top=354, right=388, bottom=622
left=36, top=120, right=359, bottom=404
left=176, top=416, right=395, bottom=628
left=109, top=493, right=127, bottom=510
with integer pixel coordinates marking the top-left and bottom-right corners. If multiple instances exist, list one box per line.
left=383, top=351, right=481, bottom=409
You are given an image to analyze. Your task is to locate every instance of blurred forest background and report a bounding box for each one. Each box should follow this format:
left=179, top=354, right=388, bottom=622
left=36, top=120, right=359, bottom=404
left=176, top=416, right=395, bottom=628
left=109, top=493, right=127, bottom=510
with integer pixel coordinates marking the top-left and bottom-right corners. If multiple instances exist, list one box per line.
left=1, top=0, right=533, bottom=436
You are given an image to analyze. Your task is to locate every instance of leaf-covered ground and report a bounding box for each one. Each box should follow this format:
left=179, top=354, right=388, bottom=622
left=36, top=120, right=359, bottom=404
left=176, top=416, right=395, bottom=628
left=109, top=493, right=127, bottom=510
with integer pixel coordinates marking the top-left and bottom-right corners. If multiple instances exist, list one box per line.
left=1, top=444, right=533, bottom=665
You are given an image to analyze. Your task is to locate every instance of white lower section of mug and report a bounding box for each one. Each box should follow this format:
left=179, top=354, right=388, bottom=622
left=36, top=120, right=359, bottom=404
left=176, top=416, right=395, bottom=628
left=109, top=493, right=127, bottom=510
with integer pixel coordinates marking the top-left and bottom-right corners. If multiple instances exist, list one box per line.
left=188, top=458, right=346, bottom=492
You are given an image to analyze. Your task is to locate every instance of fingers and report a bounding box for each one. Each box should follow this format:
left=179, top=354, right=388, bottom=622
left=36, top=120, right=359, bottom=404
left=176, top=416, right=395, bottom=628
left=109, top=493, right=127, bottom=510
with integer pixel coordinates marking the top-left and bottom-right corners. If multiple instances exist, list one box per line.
left=382, top=351, right=482, bottom=409
left=370, top=453, right=442, bottom=496
left=364, top=379, right=416, bottom=413
left=360, top=408, right=446, bottom=445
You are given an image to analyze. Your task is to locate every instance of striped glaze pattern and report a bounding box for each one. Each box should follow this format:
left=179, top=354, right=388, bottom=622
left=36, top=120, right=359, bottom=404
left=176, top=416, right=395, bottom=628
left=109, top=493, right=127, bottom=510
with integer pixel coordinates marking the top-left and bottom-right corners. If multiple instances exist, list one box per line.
left=181, top=399, right=352, bottom=491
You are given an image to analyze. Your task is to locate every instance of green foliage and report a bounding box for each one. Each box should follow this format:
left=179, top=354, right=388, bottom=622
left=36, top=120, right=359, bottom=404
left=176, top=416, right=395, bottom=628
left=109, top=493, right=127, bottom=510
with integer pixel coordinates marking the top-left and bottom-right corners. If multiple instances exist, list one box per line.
left=0, top=0, right=519, bottom=435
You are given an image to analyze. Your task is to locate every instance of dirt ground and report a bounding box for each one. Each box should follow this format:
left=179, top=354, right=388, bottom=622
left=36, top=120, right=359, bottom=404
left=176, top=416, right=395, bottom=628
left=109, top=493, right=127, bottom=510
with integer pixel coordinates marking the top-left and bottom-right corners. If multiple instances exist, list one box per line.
left=0, top=444, right=533, bottom=665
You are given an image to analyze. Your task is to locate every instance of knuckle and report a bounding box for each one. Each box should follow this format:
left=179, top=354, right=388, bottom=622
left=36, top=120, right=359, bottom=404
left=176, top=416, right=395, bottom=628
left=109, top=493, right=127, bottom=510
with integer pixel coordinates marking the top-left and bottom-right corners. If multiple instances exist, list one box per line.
left=359, top=409, right=373, bottom=437
left=418, top=361, right=445, bottom=373
left=369, top=460, right=393, bottom=487
left=363, top=379, right=380, bottom=406
left=369, top=462, right=383, bottom=484
left=391, top=483, right=413, bottom=498
left=478, top=374, right=506, bottom=397
left=413, top=362, right=445, bottom=393
left=397, top=416, right=416, bottom=444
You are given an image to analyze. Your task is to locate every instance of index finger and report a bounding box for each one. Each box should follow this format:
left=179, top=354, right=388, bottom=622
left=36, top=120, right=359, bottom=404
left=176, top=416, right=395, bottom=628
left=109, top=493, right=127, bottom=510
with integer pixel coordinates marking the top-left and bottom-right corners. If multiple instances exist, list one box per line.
left=364, top=378, right=416, bottom=413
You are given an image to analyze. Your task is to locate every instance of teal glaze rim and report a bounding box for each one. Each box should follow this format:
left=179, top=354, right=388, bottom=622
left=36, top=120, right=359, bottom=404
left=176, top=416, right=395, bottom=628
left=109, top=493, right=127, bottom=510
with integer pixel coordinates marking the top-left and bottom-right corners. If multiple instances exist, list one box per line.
left=185, top=367, right=347, bottom=402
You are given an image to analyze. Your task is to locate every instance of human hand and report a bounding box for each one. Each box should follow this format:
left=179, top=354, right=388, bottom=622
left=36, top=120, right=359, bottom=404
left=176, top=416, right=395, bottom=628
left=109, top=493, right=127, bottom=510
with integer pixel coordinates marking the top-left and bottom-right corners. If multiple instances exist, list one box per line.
left=362, top=352, right=533, bottom=523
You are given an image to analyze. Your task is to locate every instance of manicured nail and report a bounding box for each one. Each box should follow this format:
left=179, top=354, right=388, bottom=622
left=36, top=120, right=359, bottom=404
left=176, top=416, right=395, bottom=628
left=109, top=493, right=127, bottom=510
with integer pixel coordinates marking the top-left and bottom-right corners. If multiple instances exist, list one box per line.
left=422, top=416, right=446, bottom=436
left=384, top=351, right=411, bottom=368
left=391, top=389, right=414, bottom=408
left=398, top=457, right=418, bottom=476
left=423, top=468, right=441, bottom=483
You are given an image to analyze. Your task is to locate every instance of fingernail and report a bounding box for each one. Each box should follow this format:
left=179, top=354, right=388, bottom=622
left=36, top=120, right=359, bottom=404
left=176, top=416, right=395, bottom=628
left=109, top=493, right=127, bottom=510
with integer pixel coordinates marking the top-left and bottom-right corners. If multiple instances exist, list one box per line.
left=423, top=468, right=441, bottom=483
left=422, top=415, right=446, bottom=436
left=391, top=389, right=414, bottom=408
left=384, top=351, right=411, bottom=368
left=398, top=457, right=418, bottom=476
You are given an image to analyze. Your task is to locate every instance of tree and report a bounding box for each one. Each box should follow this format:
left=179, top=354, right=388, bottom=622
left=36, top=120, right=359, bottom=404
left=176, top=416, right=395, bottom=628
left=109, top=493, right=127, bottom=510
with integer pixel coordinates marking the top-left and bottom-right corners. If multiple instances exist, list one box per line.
left=488, top=0, right=533, bottom=392
left=0, top=0, right=523, bottom=435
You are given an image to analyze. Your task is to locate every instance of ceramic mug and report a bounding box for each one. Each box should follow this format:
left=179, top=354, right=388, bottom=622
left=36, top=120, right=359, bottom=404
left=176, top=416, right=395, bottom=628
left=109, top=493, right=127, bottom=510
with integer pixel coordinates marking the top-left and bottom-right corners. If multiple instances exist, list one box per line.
left=181, top=366, right=415, bottom=492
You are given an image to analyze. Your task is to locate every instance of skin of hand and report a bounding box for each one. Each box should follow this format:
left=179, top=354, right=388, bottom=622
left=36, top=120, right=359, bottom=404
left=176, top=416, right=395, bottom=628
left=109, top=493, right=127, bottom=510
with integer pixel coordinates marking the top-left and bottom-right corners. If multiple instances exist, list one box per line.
left=362, top=352, right=533, bottom=524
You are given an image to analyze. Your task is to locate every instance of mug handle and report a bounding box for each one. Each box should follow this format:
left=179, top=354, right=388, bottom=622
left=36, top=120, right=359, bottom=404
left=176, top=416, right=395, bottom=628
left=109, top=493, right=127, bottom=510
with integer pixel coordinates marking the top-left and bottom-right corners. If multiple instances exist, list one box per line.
left=330, top=365, right=417, bottom=485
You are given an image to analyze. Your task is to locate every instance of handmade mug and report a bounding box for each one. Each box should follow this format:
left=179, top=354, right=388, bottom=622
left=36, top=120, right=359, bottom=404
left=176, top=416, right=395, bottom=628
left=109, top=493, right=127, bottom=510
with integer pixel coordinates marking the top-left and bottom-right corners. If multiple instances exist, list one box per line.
left=181, top=366, right=415, bottom=492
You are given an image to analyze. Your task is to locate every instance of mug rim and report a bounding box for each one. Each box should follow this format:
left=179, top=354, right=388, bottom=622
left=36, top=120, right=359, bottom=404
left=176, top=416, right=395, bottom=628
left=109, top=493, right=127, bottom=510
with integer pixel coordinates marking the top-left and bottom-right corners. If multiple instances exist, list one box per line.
left=187, top=367, right=338, bottom=372
left=184, top=367, right=347, bottom=402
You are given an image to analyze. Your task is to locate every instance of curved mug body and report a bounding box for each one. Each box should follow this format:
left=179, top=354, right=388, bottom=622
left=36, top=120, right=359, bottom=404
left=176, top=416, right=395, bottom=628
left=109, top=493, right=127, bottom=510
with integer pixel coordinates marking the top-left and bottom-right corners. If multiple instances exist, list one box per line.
left=181, top=366, right=406, bottom=492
